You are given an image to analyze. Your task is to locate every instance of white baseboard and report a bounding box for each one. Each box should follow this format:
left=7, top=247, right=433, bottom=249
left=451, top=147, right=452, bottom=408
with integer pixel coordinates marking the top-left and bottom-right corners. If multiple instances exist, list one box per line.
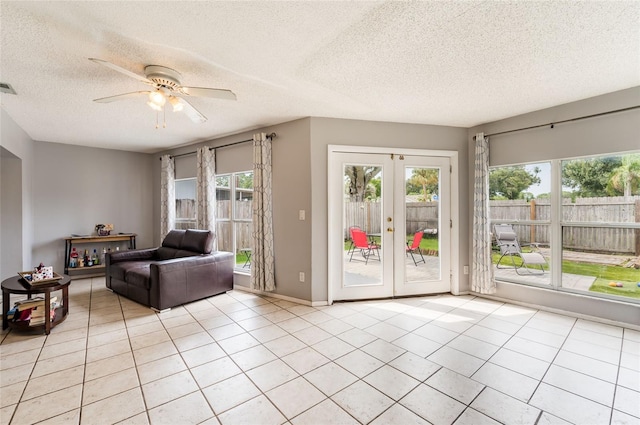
left=233, top=285, right=327, bottom=307
left=474, top=292, right=640, bottom=331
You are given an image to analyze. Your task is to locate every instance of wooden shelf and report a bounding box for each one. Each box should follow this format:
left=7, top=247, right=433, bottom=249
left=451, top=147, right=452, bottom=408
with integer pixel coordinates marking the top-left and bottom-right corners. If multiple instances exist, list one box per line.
left=64, top=234, right=136, bottom=279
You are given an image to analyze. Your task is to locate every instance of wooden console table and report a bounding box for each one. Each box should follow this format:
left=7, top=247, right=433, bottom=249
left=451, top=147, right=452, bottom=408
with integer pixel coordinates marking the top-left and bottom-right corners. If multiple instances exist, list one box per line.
left=64, top=234, right=136, bottom=279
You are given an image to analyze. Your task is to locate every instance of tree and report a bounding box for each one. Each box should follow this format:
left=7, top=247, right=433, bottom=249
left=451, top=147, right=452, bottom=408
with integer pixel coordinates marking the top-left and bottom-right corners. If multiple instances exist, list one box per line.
left=489, top=166, right=541, bottom=200
left=344, top=166, right=382, bottom=201
left=407, top=168, right=439, bottom=201
left=607, top=154, right=640, bottom=198
left=562, top=157, right=621, bottom=197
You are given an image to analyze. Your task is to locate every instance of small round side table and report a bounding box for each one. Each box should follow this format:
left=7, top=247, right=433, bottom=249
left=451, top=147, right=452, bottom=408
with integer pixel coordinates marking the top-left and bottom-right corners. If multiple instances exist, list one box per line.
left=2, top=274, right=70, bottom=335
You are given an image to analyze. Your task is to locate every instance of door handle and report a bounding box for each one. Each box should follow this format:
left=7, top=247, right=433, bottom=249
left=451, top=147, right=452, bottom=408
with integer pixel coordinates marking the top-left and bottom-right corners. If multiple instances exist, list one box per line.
left=387, top=227, right=394, bottom=232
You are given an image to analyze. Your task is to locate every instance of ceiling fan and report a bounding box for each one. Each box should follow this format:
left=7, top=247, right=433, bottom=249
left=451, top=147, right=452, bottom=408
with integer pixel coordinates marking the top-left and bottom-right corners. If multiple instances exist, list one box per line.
left=89, top=58, right=236, bottom=124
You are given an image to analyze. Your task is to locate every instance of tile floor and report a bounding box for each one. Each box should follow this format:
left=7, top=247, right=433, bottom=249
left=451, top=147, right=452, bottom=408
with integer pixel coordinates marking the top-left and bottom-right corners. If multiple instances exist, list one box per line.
left=1, top=278, right=639, bottom=425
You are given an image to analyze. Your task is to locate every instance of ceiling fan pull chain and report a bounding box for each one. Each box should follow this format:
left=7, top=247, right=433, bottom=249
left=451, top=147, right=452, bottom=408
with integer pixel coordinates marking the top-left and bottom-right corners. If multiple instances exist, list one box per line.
left=163, top=107, right=167, bottom=128
left=155, top=111, right=159, bottom=129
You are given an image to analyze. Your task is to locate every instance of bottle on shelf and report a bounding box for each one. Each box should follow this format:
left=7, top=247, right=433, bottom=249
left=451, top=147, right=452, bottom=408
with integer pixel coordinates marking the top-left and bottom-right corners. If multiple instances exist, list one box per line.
left=69, top=247, right=78, bottom=268
left=101, top=248, right=106, bottom=265
left=85, top=249, right=93, bottom=267
left=93, top=249, right=99, bottom=265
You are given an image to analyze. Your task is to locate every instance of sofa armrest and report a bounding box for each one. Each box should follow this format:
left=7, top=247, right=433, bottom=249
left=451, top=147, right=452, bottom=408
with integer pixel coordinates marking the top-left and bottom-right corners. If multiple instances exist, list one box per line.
left=106, top=248, right=157, bottom=266
left=149, top=253, right=234, bottom=310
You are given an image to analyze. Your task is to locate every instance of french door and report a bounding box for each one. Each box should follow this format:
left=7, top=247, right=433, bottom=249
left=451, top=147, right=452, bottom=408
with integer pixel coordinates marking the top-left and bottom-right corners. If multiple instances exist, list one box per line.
left=329, top=149, right=452, bottom=301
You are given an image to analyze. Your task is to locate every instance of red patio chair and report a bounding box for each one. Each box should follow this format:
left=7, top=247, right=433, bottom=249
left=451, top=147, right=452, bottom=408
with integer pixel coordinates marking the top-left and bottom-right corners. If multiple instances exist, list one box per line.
left=406, top=231, right=425, bottom=266
left=349, top=228, right=380, bottom=264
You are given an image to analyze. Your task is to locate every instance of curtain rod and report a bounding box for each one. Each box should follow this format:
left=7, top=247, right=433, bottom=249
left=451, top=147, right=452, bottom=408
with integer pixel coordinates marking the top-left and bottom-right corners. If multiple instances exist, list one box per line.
left=474, top=105, right=640, bottom=140
left=159, top=132, right=277, bottom=160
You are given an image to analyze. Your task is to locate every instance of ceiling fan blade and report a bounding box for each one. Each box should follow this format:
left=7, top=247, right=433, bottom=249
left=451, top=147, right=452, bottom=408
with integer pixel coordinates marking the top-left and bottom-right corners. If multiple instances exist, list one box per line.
left=93, top=91, right=150, bottom=103
left=179, top=86, right=237, bottom=101
left=89, top=58, right=153, bottom=84
left=178, top=98, right=207, bottom=123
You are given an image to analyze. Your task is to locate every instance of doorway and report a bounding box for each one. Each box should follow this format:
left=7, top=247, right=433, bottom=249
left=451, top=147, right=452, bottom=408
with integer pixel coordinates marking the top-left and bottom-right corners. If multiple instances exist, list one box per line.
left=328, top=147, right=456, bottom=302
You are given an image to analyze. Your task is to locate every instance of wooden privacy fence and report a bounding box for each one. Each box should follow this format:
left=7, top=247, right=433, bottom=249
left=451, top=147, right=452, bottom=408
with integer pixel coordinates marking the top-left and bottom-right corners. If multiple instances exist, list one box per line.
left=344, top=201, right=439, bottom=238
left=178, top=196, right=640, bottom=255
left=490, top=196, right=640, bottom=255
left=176, top=199, right=252, bottom=252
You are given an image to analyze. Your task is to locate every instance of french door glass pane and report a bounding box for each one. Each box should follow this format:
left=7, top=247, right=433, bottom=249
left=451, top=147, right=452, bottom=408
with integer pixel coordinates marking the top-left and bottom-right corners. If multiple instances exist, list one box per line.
left=404, top=166, right=440, bottom=282
left=343, top=164, right=383, bottom=287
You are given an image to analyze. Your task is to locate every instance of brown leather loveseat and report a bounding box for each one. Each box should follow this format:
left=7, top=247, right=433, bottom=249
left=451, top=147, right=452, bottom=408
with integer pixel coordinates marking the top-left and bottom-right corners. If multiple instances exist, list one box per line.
left=105, top=229, right=234, bottom=311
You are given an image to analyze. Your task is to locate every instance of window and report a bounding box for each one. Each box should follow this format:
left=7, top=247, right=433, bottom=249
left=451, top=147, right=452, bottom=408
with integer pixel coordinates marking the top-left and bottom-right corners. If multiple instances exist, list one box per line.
left=216, top=171, right=253, bottom=270
left=175, top=178, right=196, bottom=230
left=490, top=154, right=640, bottom=303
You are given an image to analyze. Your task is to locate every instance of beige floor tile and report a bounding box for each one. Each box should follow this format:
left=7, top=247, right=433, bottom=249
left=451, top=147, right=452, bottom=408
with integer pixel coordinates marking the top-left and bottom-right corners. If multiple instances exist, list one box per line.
left=86, top=338, right=132, bottom=363
left=0, top=404, right=16, bottom=425
left=12, top=383, right=82, bottom=424
left=202, top=373, right=261, bottom=414
left=142, top=370, right=199, bottom=409
left=1, top=363, right=33, bottom=387
left=85, top=351, right=135, bottom=381
left=36, top=408, right=81, bottom=425
left=31, top=350, right=86, bottom=379
left=173, top=330, right=215, bottom=352
left=0, top=380, right=26, bottom=408
left=116, top=411, right=150, bottom=425
left=369, top=403, right=431, bottom=425
left=0, top=347, right=40, bottom=370
left=332, top=380, right=394, bottom=424
left=87, top=327, right=129, bottom=349
left=216, top=394, right=285, bottom=425
left=82, top=367, right=140, bottom=405
left=266, top=377, right=325, bottom=419
left=291, top=399, right=358, bottom=425
left=147, top=391, right=214, bottom=425
left=39, top=337, right=87, bottom=360
left=181, top=342, right=226, bottom=368
left=246, top=359, right=299, bottom=392
left=191, top=356, right=242, bottom=388
left=137, top=353, right=187, bottom=385
left=400, top=383, right=465, bottom=425
left=364, top=364, right=421, bottom=401
left=80, top=387, right=146, bottom=424
left=133, top=340, right=178, bottom=365
left=129, top=329, right=171, bottom=351
left=22, top=365, right=84, bottom=401
left=304, top=362, right=358, bottom=396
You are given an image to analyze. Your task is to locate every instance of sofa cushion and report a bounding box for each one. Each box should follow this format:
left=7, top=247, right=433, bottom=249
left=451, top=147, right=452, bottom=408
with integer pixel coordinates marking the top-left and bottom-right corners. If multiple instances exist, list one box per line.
left=156, top=247, right=179, bottom=260
left=162, top=230, right=186, bottom=249
left=126, top=266, right=151, bottom=289
left=175, top=250, right=201, bottom=258
left=109, top=261, right=147, bottom=281
left=182, top=229, right=214, bottom=254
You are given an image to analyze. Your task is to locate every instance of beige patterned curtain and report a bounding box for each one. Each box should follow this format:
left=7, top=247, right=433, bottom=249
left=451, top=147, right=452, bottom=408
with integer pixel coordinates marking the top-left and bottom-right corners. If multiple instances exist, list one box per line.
left=471, top=133, right=495, bottom=294
left=196, top=147, right=216, bottom=239
left=251, top=132, right=276, bottom=292
left=160, top=154, right=176, bottom=241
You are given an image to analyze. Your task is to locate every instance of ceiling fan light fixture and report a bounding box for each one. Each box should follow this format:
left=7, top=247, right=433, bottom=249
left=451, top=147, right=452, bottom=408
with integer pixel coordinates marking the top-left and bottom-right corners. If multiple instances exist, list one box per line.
left=148, top=89, right=166, bottom=107
left=168, top=96, right=184, bottom=112
left=146, top=101, right=163, bottom=111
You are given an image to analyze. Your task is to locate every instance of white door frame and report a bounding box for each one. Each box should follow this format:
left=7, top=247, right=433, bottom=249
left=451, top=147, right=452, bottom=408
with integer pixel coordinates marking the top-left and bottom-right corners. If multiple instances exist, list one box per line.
left=327, top=145, right=459, bottom=305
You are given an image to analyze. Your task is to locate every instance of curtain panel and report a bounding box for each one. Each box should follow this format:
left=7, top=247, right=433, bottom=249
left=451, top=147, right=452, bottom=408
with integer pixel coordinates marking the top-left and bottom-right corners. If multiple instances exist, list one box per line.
left=160, top=154, right=176, bottom=242
left=196, top=147, right=216, bottom=240
left=250, top=132, right=276, bottom=292
left=471, top=133, right=496, bottom=294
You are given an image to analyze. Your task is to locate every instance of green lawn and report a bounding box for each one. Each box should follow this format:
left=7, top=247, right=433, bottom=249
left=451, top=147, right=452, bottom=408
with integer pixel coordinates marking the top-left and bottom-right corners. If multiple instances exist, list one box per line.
left=589, top=278, right=640, bottom=299
left=492, top=249, right=640, bottom=299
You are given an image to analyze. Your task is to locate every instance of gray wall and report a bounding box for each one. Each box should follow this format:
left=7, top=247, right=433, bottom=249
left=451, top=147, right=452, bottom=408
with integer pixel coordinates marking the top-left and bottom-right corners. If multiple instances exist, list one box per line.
left=32, top=142, right=155, bottom=274
left=1, top=147, right=23, bottom=280
left=0, top=109, right=35, bottom=276
left=310, top=117, right=469, bottom=302
left=468, top=87, right=640, bottom=326
left=153, top=118, right=313, bottom=301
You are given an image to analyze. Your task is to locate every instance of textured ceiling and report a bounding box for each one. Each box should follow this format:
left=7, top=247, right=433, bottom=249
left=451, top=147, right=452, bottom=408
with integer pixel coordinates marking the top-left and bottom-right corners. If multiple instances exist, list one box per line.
left=1, top=1, right=639, bottom=153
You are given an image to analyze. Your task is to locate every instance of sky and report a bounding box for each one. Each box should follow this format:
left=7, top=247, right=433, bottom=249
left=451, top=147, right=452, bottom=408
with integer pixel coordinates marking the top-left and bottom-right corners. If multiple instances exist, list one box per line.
left=525, top=163, right=551, bottom=196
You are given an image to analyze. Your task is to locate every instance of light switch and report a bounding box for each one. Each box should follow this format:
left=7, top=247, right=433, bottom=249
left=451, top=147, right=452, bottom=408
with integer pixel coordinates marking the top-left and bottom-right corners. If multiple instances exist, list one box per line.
left=299, top=210, right=305, bottom=220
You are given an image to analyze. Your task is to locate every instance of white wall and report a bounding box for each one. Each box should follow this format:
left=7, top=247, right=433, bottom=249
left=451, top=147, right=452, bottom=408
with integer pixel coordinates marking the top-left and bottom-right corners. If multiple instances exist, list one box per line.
left=32, top=142, right=155, bottom=274
left=468, top=87, right=640, bottom=326
left=0, top=109, right=35, bottom=275
left=1, top=148, right=22, bottom=280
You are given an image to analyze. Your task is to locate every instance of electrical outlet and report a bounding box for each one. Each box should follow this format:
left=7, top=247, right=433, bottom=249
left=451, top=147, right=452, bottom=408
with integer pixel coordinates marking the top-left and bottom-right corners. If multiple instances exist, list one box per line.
left=299, top=210, right=305, bottom=220
left=299, top=272, right=305, bottom=282
left=463, top=265, right=469, bottom=275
